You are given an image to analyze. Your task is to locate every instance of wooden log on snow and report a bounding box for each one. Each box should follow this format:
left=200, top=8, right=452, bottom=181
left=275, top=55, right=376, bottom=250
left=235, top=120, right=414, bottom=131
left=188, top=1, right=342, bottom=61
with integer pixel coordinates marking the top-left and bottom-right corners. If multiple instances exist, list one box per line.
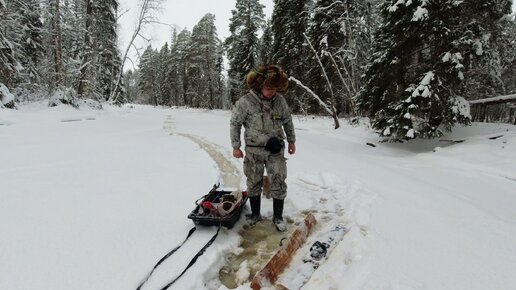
left=250, top=213, right=317, bottom=290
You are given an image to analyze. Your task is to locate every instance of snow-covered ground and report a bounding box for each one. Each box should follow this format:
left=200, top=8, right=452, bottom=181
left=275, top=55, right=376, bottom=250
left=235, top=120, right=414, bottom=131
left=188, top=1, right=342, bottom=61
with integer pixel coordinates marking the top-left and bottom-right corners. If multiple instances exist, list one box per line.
left=1, top=103, right=515, bottom=290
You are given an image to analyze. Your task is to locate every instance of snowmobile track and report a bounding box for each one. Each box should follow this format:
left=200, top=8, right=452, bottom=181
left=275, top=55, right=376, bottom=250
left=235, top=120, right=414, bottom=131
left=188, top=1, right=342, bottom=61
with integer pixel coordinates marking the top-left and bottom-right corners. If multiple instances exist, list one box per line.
left=163, top=115, right=242, bottom=188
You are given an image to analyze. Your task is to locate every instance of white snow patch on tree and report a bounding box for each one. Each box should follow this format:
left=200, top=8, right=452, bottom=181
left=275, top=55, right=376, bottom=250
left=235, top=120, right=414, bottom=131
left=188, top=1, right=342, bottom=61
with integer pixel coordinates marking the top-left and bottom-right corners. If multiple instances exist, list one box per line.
left=404, top=112, right=411, bottom=119
left=452, top=96, right=471, bottom=119
left=447, top=52, right=465, bottom=74
left=473, top=39, right=483, bottom=55
left=320, top=36, right=328, bottom=47
left=442, top=52, right=452, bottom=62
left=421, top=86, right=431, bottom=98
left=410, top=72, right=434, bottom=99
left=455, top=62, right=464, bottom=69
left=421, top=71, right=434, bottom=85
left=406, top=128, right=415, bottom=138
left=15, top=62, right=24, bottom=71
left=412, top=88, right=420, bottom=97
left=412, top=7, right=428, bottom=21
left=383, top=127, right=391, bottom=136
left=389, top=0, right=405, bottom=12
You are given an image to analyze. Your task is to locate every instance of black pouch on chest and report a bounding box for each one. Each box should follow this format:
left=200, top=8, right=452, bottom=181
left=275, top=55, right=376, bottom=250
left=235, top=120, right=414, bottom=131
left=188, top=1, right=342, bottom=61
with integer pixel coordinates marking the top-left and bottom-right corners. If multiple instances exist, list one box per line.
left=264, top=137, right=284, bottom=154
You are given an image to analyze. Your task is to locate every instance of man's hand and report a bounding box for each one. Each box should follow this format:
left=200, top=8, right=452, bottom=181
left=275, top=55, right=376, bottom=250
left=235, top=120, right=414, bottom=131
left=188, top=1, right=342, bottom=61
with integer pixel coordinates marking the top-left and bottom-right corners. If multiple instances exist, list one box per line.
left=288, top=143, right=296, bottom=155
left=233, top=148, right=244, bottom=158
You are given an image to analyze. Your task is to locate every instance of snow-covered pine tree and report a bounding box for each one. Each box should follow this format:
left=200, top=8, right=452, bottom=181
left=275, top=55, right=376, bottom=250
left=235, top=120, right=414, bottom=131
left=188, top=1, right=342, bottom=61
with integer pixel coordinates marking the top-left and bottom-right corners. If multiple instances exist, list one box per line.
left=0, top=0, right=19, bottom=86
left=225, top=0, right=265, bottom=102
left=49, top=0, right=64, bottom=87
left=357, top=0, right=512, bottom=140
left=39, top=0, right=55, bottom=89
left=270, top=0, right=312, bottom=111
left=2, top=1, right=28, bottom=86
left=12, top=0, right=44, bottom=85
left=59, top=0, right=83, bottom=89
left=122, top=69, right=140, bottom=103
left=188, top=13, right=222, bottom=109
left=138, top=45, right=159, bottom=105
left=41, top=0, right=81, bottom=91
left=169, top=29, right=191, bottom=106
left=157, top=42, right=171, bottom=106
left=166, top=30, right=180, bottom=106
left=214, top=39, right=225, bottom=108
left=94, top=0, right=121, bottom=101
left=259, top=19, right=273, bottom=64
left=76, top=0, right=121, bottom=101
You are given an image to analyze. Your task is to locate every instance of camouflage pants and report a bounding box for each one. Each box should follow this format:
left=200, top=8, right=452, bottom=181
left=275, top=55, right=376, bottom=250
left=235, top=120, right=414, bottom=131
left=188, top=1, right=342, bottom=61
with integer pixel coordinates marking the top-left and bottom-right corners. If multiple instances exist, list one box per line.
left=243, top=150, right=287, bottom=200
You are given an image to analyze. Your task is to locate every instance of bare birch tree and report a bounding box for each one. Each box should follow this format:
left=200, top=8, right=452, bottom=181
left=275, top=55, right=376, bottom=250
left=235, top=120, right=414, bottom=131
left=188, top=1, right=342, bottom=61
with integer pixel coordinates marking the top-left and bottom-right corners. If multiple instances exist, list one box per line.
left=303, top=33, right=340, bottom=129
left=109, top=0, right=162, bottom=104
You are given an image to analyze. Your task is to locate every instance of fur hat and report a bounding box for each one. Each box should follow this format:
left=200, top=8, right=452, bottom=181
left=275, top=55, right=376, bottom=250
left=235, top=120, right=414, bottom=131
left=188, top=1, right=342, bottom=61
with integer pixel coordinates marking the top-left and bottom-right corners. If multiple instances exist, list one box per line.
left=246, top=64, right=289, bottom=92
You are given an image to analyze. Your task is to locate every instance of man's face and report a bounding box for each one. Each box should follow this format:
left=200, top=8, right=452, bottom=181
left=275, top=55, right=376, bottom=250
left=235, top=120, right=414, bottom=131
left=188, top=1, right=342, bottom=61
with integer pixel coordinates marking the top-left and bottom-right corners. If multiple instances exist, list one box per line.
left=261, top=86, right=277, bottom=99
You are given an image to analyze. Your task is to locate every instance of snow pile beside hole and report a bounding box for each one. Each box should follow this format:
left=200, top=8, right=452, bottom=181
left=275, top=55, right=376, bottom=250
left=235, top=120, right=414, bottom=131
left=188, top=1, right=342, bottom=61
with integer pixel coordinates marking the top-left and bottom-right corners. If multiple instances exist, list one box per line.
left=235, top=260, right=250, bottom=285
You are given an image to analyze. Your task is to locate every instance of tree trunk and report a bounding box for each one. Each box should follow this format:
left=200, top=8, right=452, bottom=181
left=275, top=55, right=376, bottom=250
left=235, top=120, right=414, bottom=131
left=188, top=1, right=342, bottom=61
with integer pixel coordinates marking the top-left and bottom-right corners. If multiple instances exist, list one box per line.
left=54, top=0, right=64, bottom=86
left=303, top=33, right=340, bottom=129
left=77, top=0, right=93, bottom=98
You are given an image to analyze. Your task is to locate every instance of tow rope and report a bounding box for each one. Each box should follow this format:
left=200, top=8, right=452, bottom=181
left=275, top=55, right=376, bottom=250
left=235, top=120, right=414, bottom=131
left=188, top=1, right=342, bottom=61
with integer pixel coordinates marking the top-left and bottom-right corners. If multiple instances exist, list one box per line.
left=136, top=224, right=222, bottom=290
left=159, top=225, right=222, bottom=290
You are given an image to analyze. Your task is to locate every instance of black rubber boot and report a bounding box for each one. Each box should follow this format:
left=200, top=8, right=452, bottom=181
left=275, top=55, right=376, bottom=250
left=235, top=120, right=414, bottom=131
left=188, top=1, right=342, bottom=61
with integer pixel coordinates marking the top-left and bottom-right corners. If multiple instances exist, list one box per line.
left=273, top=198, right=287, bottom=232
left=247, top=196, right=261, bottom=225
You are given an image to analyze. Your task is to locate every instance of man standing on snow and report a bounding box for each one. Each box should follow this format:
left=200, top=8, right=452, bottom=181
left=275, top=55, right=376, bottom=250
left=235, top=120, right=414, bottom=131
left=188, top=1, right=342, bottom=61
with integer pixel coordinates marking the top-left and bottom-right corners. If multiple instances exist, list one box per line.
left=230, top=64, right=296, bottom=232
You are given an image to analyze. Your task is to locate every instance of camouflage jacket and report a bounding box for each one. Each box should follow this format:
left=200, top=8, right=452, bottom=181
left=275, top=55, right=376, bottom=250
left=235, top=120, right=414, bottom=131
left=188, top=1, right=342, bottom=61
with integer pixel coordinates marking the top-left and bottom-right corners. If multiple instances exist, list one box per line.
left=230, top=90, right=295, bottom=153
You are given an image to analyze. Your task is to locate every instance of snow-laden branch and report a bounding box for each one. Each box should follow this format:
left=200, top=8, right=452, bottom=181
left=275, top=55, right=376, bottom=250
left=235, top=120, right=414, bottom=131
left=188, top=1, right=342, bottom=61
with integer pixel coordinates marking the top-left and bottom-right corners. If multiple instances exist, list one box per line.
left=289, top=76, right=333, bottom=115
left=322, top=50, right=357, bottom=114
left=469, top=94, right=516, bottom=106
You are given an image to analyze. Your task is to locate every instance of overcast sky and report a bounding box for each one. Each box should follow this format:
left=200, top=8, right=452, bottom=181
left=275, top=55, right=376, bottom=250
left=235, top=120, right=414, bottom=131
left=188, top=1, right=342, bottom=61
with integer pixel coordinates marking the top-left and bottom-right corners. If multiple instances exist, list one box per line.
left=118, top=0, right=274, bottom=71
left=118, top=0, right=516, bottom=71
